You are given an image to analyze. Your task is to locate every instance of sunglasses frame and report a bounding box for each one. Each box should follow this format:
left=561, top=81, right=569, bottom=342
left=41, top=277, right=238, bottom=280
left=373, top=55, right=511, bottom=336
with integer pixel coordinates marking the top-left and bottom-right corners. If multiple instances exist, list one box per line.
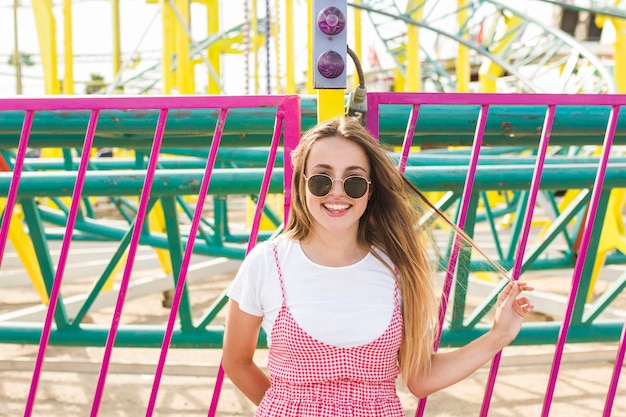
left=303, top=173, right=371, bottom=199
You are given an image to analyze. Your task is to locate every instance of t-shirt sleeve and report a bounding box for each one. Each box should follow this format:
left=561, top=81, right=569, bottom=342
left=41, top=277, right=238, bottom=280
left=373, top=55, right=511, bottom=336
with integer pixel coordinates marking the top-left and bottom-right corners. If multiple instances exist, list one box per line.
left=226, top=242, right=268, bottom=317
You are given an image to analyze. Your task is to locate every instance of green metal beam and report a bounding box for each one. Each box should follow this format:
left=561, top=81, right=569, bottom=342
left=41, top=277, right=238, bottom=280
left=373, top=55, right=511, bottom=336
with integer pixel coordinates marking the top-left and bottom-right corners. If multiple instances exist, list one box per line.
left=2, top=100, right=626, bottom=148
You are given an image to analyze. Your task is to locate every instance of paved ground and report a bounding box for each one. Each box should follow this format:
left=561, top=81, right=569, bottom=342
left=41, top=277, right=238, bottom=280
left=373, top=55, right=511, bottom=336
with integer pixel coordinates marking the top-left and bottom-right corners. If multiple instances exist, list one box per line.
left=1, top=262, right=624, bottom=417
left=0, top=341, right=624, bottom=416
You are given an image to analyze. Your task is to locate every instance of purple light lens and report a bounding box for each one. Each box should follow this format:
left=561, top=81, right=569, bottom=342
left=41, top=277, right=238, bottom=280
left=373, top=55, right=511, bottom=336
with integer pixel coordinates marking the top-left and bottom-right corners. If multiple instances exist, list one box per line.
left=317, top=50, right=345, bottom=79
left=317, top=6, right=346, bottom=36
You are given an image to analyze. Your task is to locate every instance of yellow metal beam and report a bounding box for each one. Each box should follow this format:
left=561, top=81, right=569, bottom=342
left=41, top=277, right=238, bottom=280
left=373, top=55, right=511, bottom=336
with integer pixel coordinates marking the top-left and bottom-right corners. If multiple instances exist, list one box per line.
left=174, top=0, right=194, bottom=93
left=284, top=0, right=296, bottom=93
left=317, top=89, right=345, bottom=123
left=306, top=0, right=315, bottom=94
left=62, top=0, right=74, bottom=94
left=32, top=0, right=60, bottom=94
left=406, top=4, right=422, bottom=91
left=198, top=0, right=221, bottom=94
left=112, top=0, right=122, bottom=90
left=160, top=0, right=176, bottom=93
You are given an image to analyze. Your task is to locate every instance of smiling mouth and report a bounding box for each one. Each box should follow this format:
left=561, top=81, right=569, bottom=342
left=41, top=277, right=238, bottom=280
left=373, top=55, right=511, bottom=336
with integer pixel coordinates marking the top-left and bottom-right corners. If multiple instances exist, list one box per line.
left=324, top=203, right=350, bottom=211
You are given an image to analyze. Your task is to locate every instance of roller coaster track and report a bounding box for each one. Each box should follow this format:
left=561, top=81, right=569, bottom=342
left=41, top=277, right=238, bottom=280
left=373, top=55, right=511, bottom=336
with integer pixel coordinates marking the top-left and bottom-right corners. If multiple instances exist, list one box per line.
left=357, top=0, right=618, bottom=93
left=109, top=1, right=621, bottom=94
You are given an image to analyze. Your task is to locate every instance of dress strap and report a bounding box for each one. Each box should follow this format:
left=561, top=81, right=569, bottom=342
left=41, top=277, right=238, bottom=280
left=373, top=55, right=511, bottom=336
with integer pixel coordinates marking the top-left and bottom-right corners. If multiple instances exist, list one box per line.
left=272, top=241, right=287, bottom=306
left=393, top=267, right=400, bottom=308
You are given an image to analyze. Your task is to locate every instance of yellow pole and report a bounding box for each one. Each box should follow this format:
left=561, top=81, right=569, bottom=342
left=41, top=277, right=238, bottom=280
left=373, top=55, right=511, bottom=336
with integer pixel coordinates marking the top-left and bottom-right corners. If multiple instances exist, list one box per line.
left=310, top=0, right=345, bottom=121
left=306, top=0, right=315, bottom=94
left=406, top=5, right=422, bottom=92
left=174, top=0, right=194, bottom=93
left=274, top=0, right=282, bottom=94
left=111, top=0, right=121, bottom=90
left=13, top=0, right=22, bottom=94
left=161, top=0, right=176, bottom=93
left=148, top=201, right=174, bottom=275
left=317, top=89, right=345, bottom=123
left=62, top=0, right=74, bottom=94
left=456, top=0, right=470, bottom=92
left=206, top=0, right=221, bottom=94
left=32, top=0, right=60, bottom=94
left=284, top=0, right=297, bottom=93
left=1, top=203, right=49, bottom=303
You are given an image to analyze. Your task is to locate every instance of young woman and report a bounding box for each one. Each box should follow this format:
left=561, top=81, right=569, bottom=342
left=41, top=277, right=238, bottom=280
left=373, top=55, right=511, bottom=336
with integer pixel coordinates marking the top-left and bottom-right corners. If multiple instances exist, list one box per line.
left=222, top=117, right=534, bottom=416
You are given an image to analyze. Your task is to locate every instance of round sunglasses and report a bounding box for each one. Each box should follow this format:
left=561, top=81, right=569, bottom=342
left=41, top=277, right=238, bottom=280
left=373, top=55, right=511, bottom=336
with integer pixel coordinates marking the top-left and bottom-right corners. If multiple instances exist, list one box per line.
left=303, top=173, right=371, bottom=199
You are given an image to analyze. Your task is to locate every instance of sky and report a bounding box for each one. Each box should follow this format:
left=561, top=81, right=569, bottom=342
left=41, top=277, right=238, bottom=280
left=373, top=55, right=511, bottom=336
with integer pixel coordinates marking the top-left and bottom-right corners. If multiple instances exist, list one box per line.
left=0, top=0, right=617, bottom=96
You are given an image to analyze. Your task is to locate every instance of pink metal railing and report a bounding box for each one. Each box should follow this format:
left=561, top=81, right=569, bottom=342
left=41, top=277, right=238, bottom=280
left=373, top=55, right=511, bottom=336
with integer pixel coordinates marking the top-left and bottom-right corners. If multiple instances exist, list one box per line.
left=0, top=95, right=300, bottom=416
left=367, top=92, right=625, bottom=417
left=0, top=92, right=624, bottom=415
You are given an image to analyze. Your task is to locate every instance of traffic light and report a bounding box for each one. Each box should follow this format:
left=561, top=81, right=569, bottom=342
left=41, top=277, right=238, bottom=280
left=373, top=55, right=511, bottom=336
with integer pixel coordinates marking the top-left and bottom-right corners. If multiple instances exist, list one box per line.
left=313, top=0, right=347, bottom=89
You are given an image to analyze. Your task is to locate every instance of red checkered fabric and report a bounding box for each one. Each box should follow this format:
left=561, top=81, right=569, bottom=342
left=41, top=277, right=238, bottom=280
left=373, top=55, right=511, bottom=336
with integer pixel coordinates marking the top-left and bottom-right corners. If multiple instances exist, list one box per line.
left=255, top=243, right=404, bottom=416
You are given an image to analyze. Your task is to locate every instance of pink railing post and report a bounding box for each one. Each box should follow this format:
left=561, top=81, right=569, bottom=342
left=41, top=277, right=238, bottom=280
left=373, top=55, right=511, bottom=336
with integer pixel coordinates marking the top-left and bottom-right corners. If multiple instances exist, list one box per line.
left=479, top=105, right=556, bottom=416
left=25, top=110, right=100, bottom=416
left=91, top=108, right=168, bottom=416
left=207, top=111, right=286, bottom=417
left=145, top=108, right=229, bottom=416
left=416, top=104, right=490, bottom=417
left=541, top=105, right=621, bottom=416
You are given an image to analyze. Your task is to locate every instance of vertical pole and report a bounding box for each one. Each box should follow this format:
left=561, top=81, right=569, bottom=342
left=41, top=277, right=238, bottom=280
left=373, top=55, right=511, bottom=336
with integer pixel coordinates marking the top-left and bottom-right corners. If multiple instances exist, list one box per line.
left=456, top=0, right=470, bottom=92
left=13, top=0, right=22, bottom=94
left=174, top=0, right=193, bottom=93
left=62, top=0, right=74, bottom=94
left=285, top=0, right=296, bottom=93
left=313, top=0, right=347, bottom=121
left=111, top=0, right=121, bottom=92
left=306, top=0, right=314, bottom=94
left=32, top=0, right=60, bottom=94
left=406, top=5, right=421, bottom=91
left=161, top=0, right=175, bottom=93
left=207, top=0, right=221, bottom=94
left=317, top=89, right=344, bottom=122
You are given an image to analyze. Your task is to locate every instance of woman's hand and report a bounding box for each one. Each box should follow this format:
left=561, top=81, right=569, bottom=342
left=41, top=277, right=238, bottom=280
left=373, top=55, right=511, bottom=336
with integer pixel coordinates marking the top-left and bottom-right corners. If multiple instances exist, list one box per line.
left=407, top=280, right=534, bottom=398
left=491, top=281, right=535, bottom=345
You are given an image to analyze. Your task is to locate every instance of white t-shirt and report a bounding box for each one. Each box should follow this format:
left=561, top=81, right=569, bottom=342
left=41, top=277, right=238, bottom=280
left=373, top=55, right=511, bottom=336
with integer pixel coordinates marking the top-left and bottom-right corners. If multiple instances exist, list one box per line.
left=227, top=236, right=399, bottom=347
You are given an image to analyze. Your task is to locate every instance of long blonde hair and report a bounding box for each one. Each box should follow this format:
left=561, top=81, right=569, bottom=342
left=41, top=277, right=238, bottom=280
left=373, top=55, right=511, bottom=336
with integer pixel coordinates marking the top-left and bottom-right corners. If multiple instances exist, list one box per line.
left=285, top=117, right=439, bottom=380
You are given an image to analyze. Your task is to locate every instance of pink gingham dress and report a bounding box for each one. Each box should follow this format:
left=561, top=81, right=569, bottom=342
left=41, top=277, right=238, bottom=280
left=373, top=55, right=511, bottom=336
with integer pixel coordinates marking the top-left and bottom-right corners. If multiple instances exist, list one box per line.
left=255, top=244, right=404, bottom=416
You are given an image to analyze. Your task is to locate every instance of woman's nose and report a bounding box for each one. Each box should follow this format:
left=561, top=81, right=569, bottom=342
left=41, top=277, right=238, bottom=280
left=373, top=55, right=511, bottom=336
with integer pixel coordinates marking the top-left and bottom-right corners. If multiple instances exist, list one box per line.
left=329, top=178, right=344, bottom=196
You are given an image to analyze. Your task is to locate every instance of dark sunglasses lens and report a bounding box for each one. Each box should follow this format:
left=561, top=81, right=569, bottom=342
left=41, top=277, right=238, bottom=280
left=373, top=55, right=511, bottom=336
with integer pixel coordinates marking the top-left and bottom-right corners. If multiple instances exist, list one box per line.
left=344, top=177, right=368, bottom=198
left=308, top=175, right=333, bottom=196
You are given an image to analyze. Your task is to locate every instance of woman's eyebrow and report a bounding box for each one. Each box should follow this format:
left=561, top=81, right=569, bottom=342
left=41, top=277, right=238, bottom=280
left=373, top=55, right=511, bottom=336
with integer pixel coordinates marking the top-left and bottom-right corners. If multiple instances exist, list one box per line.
left=310, top=163, right=368, bottom=173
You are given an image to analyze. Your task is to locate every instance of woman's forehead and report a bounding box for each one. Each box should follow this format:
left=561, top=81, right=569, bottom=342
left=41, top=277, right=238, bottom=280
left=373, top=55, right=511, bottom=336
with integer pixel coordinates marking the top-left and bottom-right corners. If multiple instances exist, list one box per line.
left=306, top=137, right=369, bottom=171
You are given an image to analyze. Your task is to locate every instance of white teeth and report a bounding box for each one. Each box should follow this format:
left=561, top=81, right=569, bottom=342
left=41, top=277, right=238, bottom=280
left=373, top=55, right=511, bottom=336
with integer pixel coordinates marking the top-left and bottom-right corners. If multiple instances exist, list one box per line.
left=324, top=203, right=350, bottom=211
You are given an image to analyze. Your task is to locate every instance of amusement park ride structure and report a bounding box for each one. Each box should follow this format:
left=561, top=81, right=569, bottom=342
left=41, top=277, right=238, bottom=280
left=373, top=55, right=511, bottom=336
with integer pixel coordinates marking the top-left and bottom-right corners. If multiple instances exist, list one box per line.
left=3, top=0, right=626, bottom=96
